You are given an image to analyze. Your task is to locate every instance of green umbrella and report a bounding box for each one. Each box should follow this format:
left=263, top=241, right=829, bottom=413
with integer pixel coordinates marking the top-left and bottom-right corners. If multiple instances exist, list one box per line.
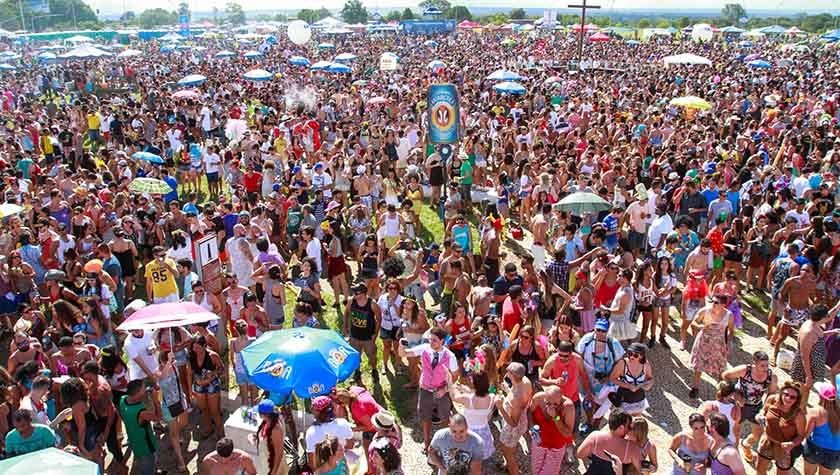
left=0, top=448, right=99, bottom=475
left=555, top=192, right=612, bottom=215
left=128, top=177, right=174, bottom=195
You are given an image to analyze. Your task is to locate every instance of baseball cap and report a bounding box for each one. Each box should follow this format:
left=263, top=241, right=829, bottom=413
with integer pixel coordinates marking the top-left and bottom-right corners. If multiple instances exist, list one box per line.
left=815, top=381, right=836, bottom=401
left=311, top=396, right=332, bottom=412
left=594, top=318, right=610, bottom=332
left=314, top=162, right=325, bottom=169
left=257, top=399, right=276, bottom=414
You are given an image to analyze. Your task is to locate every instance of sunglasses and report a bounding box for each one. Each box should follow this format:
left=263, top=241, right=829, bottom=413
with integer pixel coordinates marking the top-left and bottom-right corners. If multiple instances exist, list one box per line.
left=85, top=273, right=98, bottom=279
left=782, top=392, right=798, bottom=400
left=627, top=352, right=641, bottom=358
left=388, top=286, right=399, bottom=291
left=691, top=424, right=706, bottom=431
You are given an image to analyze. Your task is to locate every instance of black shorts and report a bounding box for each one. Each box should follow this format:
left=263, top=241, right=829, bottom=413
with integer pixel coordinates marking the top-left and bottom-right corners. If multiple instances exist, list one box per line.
left=379, top=327, right=399, bottom=340
left=741, top=403, right=762, bottom=423
left=803, top=441, right=840, bottom=470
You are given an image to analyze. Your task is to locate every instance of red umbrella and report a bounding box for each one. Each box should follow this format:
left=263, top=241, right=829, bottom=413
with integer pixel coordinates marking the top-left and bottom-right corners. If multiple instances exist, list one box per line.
left=589, top=32, right=610, bottom=42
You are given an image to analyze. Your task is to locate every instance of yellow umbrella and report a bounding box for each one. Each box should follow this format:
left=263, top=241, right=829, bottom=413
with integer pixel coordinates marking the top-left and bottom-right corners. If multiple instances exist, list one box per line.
left=670, top=96, right=712, bottom=110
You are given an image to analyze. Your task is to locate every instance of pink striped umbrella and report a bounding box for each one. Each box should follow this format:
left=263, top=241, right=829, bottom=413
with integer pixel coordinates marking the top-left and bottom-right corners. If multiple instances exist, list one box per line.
left=117, top=302, right=219, bottom=331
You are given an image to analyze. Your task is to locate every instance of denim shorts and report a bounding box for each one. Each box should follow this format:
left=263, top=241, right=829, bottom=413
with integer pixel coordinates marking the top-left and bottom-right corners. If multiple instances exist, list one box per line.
left=803, top=440, right=840, bottom=469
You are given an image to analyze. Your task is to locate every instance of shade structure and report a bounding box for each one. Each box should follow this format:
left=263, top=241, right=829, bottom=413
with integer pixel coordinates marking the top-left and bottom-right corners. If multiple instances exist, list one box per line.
left=486, top=69, right=523, bottom=81
left=0, top=202, right=23, bottom=218
left=662, top=53, right=712, bottom=66
left=555, top=192, right=612, bottom=214
left=747, top=59, right=772, bottom=68
left=289, top=55, right=310, bottom=66
left=310, top=60, right=332, bottom=70
left=326, top=62, right=351, bottom=73
left=0, top=63, right=16, bottom=71
left=743, top=53, right=762, bottom=61
left=177, top=74, right=207, bottom=86
left=721, top=25, right=746, bottom=33
left=37, top=52, right=56, bottom=61
left=128, top=177, right=174, bottom=195
left=317, top=42, right=335, bottom=49
left=821, top=29, right=840, bottom=41
left=214, top=50, right=235, bottom=58
left=159, top=44, right=176, bottom=53
left=117, top=302, right=219, bottom=331
left=241, top=327, right=361, bottom=398
left=334, top=52, right=357, bottom=62
left=243, top=50, right=263, bottom=58
left=428, top=60, right=446, bottom=70
left=669, top=96, right=712, bottom=110
left=0, top=448, right=99, bottom=475
left=117, top=48, right=142, bottom=58
left=58, top=45, right=112, bottom=59
left=243, top=69, right=272, bottom=81
left=570, top=23, right=600, bottom=31
left=172, top=89, right=200, bottom=99
left=589, top=32, right=610, bottom=42
left=423, top=40, right=439, bottom=47
left=159, top=32, right=184, bottom=42
left=132, top=151, right=164, bottom=164
left=493, top=81, right=526, bottom=95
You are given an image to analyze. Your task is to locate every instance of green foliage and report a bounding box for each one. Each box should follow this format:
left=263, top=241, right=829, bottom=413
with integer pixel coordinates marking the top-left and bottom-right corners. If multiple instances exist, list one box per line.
left=721, top=3, right=746, bottom=25
left=419, top=0, right=450, bottom=10
left=445, top=6, right=471, bottom=21
left=1, top=0, right=102, bottom=31
left=340, top=0, right=368, bottom=24
left=297, top=8, right=331, bottom=24
left=384, top=10, right=401, bottom=22
left=225, top=1, right=245, bottom=25
left=677, top=16, right=691, bottom=28
left=120, top=11, right=135, bottom=22
left=509, top=8, right=526, bottom=20
left=637, top=18, right=651, bottom=28
left=274, top=13, right=287, bottom=22
left=135, top=8, right=177, bottom=28
left=401, top=8, right=415, bottom=20
left=177, top=1, right=189, bottom=19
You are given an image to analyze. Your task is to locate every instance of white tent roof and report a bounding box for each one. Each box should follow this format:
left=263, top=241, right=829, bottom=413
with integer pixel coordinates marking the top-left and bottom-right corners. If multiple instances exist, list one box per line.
left=59, top=44, right=112, bottom=59
left=313, top=17, right=344, bottom=28
left=65, top=35, right=94, bottom=43
left=662, top=53, right=712, bottom=66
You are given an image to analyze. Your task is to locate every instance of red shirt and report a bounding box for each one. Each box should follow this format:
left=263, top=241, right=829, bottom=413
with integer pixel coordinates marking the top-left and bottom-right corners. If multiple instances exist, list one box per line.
left=532, top=404, right=574, bottom=450
left=242, top=171, right=262, bottom=193
left=706, top=226, right=724, bottom=255
left=501, top=297, right=523, bottom=333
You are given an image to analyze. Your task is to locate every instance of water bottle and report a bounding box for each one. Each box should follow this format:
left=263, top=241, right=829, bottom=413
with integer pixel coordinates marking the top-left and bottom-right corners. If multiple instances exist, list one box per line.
left=530, top=425, right=542, bottom=447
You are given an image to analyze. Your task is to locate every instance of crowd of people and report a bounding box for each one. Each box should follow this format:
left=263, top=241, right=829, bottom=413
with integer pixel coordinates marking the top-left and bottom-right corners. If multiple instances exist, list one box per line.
left=0, top=19, right=839, bottom=475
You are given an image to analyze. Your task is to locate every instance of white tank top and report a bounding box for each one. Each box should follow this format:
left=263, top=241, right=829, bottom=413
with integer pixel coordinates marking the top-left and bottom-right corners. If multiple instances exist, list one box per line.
left=384, top=214, right=400, bottom=237
left=717, top=401, right=737, bottom=443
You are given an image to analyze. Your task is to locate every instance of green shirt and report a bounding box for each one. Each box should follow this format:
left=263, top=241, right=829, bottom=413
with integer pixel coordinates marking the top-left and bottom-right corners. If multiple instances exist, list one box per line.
left=4, top=424, right=56, bottom=456
left=119, top=396, right=157, bottom=458
left=459, top=160, right=474, bottom=186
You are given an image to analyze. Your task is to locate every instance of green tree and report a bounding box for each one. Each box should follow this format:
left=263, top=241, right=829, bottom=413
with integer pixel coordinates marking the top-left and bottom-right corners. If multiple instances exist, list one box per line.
left=317, top=7, right=331, bottom=19
left=297, top=9, right=320, bottom=24
left=721, top=3, right=746, bottom=25
left=120, top=10, right=135, bottom=22
left=488, top=12, right=508, bottom=24
left=136, top=8, right=177, bottom=28
left=637, top=18, right=651, bottom=28
left=274, top=13, right=287, bottom=21
left=384, top=10, right=400, bottom=21
left=177, top=1, right=189, bottom=20
left=509, top=8, right=526, bottom=20
left=340, top=0, right=368, bottom=23
left=445, top=5, right=471, bottom=21
left=212, top=6, right=218, bottom=23
left=401, top=8, right=415, bottom=20
left=419, top=0, right=450, bottom=11
left=677, top=16, right=691, bottom=28
left=225, top=1, right=246, bottom=25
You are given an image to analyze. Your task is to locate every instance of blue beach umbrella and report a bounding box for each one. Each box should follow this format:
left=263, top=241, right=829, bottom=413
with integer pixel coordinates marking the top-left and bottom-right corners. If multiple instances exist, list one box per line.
left=289, top=55, right=310, bottom=66
left=244, top=50, right=263, bottom=59
left=318, top=42, right=335, bottom=49
left=243, top=69, right=272, bottom=81
left=215, top=50, right=235, bottom=58
left=326, top=62, right=351, bottom=73
left=0, top=64, right=16, bottom=71
left=242, top=327, right=360, bottom=399
left=493, top=81, right=527, bottom=95
left=428, top=60, right=446, bottom=70
left=747, top=59, right=772, bottom=68
left=132, top=151, right=164, bottom=165
left=334, top=52, right=357, bottom=62
left=486, top=69, right=523, bottom=81
left=177, top=74, right=207, bottom=86
left=311, top=60, right=332, bottom=71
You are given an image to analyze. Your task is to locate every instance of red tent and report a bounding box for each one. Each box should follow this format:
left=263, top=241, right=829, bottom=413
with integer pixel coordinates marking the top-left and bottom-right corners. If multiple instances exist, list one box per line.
left=588, top=32, right=610, bottom=42
left=457, top=20, right=481, bottom=29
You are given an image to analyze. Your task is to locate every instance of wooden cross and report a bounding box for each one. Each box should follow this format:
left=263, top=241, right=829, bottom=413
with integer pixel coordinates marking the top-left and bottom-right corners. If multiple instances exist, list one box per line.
left=568, top=0, right=601, bottom=64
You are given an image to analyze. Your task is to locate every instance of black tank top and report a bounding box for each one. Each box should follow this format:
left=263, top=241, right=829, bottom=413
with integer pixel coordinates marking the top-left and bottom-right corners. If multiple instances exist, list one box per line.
left=349, top=298, right=376, bottom=341
left=512, top=343, right=540, bottom=380
left=190, top=351, right=216, bottom=374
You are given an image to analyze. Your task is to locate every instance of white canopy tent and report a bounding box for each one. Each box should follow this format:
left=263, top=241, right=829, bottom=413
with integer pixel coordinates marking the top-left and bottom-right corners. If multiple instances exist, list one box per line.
left=662, top=53, right=712, bottom=66
left=59, top=45, right=112, bottom=59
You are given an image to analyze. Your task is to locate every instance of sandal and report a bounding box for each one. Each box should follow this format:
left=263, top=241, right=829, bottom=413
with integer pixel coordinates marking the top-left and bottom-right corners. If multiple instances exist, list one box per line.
left=741, top=441, right=755, bottom=465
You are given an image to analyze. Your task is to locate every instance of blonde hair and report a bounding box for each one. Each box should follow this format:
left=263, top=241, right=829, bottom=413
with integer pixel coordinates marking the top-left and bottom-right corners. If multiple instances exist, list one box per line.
left=822, top=397, right=840, bottom=434
left=478, top=344, right=498, bottom=387
left=631, top=417, right=649, bottom=446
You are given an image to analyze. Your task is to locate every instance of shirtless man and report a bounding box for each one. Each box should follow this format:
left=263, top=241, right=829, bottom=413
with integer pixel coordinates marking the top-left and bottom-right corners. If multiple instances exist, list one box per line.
left=470, top=275, right=494, bottom=318
left=494, top=362, right=533, bottom=475
left=481, top=218, right=501, bottom=283
left=772, top=263, right=817, bottom=365
left=201, top=437, right=257, bottom=475
left=681, top=240, right=714, bottom=350
left=684, top=238, right=713, bottom=279
left=577, top=410, right=642, bottom=474
left=353, top=165, right=372, bottom=209
left=766, top=243, right=801, bottom=340
left=442, top=259, right=472, bottom=317
left=530, top=203, right=550, bottom=270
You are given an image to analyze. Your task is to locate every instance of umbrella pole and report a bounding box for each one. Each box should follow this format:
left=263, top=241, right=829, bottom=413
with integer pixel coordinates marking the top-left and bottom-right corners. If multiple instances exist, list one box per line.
left=170, top=330, right=189, bottom=411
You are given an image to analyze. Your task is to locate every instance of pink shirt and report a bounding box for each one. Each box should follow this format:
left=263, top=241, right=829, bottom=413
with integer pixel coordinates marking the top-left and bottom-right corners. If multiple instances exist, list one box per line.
left=348, top=386, right=382, bottom=432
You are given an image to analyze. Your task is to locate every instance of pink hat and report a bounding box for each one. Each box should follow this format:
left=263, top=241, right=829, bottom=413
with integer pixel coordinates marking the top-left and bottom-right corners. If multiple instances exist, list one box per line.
left=311, top=395, right=333, bottom=412
left=814, top=382, right=836, bottom=401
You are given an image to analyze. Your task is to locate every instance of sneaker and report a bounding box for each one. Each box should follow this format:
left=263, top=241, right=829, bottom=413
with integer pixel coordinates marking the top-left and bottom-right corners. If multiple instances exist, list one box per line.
left=647, top=338, right=655, bottom=349
left=689, top=387, right=699, bottom=399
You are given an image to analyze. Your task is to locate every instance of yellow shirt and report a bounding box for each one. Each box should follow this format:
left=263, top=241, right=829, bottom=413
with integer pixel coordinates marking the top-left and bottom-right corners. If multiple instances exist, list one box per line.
left=87, top=113, right=101, bottom=130
left=274, top=136, right=286, bottom=155
left=145, top=258, right=179, bottom=299
left=40, top=136, right=53, bottom=155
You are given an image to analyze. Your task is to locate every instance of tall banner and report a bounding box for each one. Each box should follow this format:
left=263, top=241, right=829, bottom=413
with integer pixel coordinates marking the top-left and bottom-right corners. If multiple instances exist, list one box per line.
left=178, top=15, right=190, bottom=37
left=427, top=83, right=460, bottom=144
left=543, top=10, right=556, bottom=29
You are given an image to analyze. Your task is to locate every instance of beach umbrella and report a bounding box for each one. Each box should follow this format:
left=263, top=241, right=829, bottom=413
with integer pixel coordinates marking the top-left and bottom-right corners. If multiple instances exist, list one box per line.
left=289, top=55, right=310, bottom=66
left=555, top=192, right=612, bottom=214
left=326, top=62, right=351, bottom=73
left=311, top=60, right=332, bottom=70
left=428, top=60, right=446, bottom=70
left=334, top=52, right=357, bottom=62
left=501, top=38, right=517, bottom=46
left=588, top=32, right=610, bottom=42
left=117, top=48, right=142, bottom=58
left=37, top=52, right=56, bottom=61
left=128, top=177, right=174, bottom=195
left=242, top=327, right=360, bottom=398
left=177, top=74, right=207, bottom=86
left=317, top=42, right=335, bottom=49
left=821, top=29, right=840, bottom=42
left=172, top=89, right=200, bottom=99
left=0, top=202, right=23, bottom=218
left=352, top=79, right=368, bottom=86
left=0, top=448, right=99, bottom=475
left=117, top=302, right=219, bottom=331
left=743, top=53, right=762, bottom=61
left=243, top=50, right=263, bottom=59
left=493, top=81, right=527, bottom=95
left=626, top=40, right=641, bottom=45
left=243, top=69, right=273, bottom=81
left=214, top=50, right=235, bottom=58
left=747, top=59, right=772, bottom=68
left=662, top=53, right=712, bottom=66
left=669, top=96, right=712, bottom=110
left=0, top=63, right=15, bottom=71
left=424, top=40, right=439, bottom=47
left=159, top=32, right=183, bottom=42
left=368, top=96, right=389, bottom=105
left=132, top=151, right=164, bottom=164
left=58, top=45, right=112, bottom=59
left=160, top=44, right=176, bottom=53
left=486, top=69, right=523, bottom=81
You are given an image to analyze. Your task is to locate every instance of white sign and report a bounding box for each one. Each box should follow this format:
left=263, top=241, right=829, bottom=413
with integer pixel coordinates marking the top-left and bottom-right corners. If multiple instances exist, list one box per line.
left=196, top=233, right=219, bottom=267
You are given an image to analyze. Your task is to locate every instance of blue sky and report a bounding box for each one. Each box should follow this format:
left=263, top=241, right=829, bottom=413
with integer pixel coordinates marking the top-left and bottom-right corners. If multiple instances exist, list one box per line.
left=86, top=0, right=839, bottom=15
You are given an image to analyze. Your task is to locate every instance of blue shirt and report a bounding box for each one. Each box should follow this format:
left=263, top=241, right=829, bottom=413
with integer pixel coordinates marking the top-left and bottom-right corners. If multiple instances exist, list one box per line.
left=5, top=424, right=56, bottom=456
left=493, top=274, right=524, bottom=298
left=701, top=188, right=719, bottom=206
left=602, top=215, right=619, bottom=247
left=162, top=175, right=178, bottom=203
left=726, top=191, right=740, bottom=216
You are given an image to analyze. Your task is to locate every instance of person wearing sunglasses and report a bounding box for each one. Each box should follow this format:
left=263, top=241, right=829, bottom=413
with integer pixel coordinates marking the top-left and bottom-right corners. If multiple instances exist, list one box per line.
left=668, top=413, right=712, bottom=475
left=755, top=381, right=806, bottom=475
left=688, top=291, right=735, bottom=399
left=608, top=342, right=653, bottom=417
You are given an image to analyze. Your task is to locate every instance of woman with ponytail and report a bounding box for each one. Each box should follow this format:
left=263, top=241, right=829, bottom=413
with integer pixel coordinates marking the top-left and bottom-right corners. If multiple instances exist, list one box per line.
left=254, top=399, right=288, bottom=475
left=803, top=382, right=840, bottom=475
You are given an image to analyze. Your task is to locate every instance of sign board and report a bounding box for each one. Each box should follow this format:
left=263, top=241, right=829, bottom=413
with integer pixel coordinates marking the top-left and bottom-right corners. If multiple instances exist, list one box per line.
left=427, top=83, right=460, bottom=144
left=27, top=0, right=49, bottom=13
left=178, top=15, right=190, bottom=37
left=195, top=233, right=221, bottom=294
left=543, top=10, right=556, bottom=29
left=379, top=53, right=399, bottom=71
